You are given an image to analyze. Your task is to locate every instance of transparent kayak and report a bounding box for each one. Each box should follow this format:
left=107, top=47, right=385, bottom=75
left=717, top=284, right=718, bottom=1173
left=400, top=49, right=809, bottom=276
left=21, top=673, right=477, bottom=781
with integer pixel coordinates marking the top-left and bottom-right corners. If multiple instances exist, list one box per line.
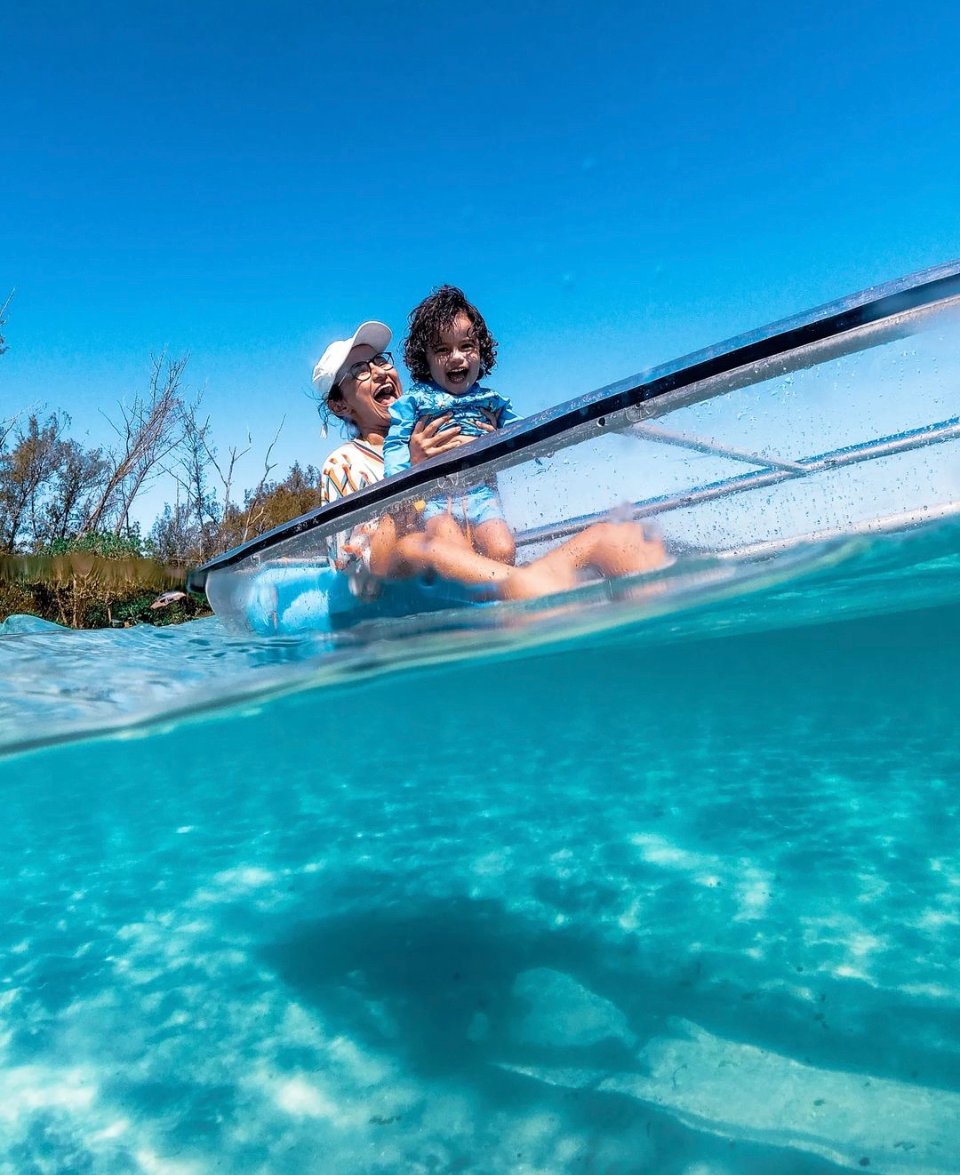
left=188, top=261, right=960, bottom=635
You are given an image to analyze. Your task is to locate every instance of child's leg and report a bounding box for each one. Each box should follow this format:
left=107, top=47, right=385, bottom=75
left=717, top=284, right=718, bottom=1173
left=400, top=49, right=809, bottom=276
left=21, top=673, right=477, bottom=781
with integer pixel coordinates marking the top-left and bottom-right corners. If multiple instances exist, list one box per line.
left=567, top=521, right=668, bottom=578
left=415, top=521, right=666, bottom=600
left=427, top=503, right=515, bottom=566
left=473, top=519, right=516, bottom=565
left=425, top=513, right=472, bottom=547
left=419, top=536, right=516, bottom=591
left=374, top=511, right=514, bottom=591
left=370, top=515, right=667, bottom=601
left=500, top=522, right=668, bottom=600
left=367, top=514, right=403, bottom=579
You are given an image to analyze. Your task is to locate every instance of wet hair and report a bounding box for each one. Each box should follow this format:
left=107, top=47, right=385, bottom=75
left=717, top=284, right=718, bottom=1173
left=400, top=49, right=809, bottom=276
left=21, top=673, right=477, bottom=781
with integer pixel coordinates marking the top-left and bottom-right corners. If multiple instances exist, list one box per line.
left=316, top=380, right=359, bottom=438
left=403, top=285, right=498, bottom=384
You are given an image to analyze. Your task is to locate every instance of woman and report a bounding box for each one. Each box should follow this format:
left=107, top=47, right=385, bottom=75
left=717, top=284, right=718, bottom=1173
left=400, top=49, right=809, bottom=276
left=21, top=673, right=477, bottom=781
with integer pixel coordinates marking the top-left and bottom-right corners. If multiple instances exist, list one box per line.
left=312, top=322, right=667, bottom=599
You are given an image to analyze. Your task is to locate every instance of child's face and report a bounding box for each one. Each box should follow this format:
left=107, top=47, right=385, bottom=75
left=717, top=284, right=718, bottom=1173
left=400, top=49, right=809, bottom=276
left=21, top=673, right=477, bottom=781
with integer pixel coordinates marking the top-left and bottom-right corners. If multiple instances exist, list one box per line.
left=427, top=312, right=481, bottom=395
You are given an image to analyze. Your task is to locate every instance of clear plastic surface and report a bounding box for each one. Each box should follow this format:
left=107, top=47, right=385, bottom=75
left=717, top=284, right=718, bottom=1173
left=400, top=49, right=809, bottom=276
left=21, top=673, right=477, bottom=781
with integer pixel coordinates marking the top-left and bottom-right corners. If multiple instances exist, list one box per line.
left=207, top=299, right=960, bottom=633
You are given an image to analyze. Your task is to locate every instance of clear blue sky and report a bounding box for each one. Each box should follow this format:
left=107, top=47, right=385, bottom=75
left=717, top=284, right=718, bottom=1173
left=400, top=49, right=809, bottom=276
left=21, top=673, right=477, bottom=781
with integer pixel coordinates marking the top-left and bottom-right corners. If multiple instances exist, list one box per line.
left=3, top=0, right=959, bottom=525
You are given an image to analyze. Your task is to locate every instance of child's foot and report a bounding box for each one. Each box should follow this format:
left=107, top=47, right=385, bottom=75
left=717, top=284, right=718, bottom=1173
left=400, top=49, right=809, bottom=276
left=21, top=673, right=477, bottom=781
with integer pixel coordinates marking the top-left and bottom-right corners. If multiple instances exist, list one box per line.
left=589, top=522, right=671, bottom=578
left=500, top=562, right=576, bottom=601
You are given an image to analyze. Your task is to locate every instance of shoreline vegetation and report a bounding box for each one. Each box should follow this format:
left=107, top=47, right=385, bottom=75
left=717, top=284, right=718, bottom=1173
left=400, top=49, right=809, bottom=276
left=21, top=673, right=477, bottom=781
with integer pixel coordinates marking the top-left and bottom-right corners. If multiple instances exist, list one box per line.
left=2, top=342, right=323, bottom=629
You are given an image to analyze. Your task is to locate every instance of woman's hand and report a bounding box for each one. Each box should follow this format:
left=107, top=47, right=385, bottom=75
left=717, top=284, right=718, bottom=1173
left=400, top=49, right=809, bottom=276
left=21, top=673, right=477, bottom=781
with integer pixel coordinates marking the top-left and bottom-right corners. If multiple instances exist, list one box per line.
left=410, top=414, right=468, bottom=463
left=409, top=415, right=498, bottom=464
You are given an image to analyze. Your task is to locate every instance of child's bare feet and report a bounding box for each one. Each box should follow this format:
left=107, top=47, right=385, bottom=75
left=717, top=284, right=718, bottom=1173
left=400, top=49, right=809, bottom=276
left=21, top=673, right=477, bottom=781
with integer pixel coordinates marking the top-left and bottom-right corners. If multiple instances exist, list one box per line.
left=585, top=521, right=670, bottom=578
left=500, top=562, right=576, bottom=600
left=500, top=523, right=668, bottom=601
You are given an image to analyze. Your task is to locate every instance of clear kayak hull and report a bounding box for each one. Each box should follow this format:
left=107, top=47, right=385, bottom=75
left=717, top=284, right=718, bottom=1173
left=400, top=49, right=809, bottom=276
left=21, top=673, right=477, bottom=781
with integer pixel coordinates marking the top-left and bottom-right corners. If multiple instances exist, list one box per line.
left=191, top=262, right=960, bottom=636
left=213, top=560, right=491, bottom=636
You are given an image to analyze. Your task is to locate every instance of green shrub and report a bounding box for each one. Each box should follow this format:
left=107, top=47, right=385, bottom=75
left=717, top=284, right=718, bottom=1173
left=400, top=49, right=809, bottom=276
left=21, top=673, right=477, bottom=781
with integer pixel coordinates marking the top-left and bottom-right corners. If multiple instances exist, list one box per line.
left=0, top=532, right=207, bottom=628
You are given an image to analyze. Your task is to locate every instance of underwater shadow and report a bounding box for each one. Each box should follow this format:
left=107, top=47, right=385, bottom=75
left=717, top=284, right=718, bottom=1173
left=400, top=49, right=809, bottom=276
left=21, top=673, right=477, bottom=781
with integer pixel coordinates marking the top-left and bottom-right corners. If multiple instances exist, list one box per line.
left=264, top=894, right=893, bottom=1174
left=263, top=889, right=960, bottom=1102
left=263, top=894, right=644, bottom=1086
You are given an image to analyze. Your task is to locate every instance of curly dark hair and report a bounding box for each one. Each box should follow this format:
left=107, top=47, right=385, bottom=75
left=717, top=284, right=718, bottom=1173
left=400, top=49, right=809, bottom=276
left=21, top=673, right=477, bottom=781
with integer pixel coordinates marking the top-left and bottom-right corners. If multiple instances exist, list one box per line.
left=403, top=285, right=498, bottom=384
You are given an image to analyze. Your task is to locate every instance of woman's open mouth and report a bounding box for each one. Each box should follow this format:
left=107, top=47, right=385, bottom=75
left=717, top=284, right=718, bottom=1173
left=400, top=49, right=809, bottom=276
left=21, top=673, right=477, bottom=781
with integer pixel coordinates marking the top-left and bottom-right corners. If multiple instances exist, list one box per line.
left=374, top=385, right=399, bottom=403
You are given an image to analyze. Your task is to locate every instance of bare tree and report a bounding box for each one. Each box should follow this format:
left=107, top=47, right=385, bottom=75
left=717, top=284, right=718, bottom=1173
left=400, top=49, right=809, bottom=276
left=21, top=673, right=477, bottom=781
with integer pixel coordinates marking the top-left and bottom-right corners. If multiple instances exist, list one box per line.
left=233, top=422, right=283, bottom=544
left=209, top=437, right=252, bottom=528
left=162, top=399, right=227, bottom=563
left=81, top=354, right=188, bottom=536
left=0, top=410, right=18, bottom=453
left=173, top=411, right=284, bottom=554
left=0, top=290, right=12, bottom=357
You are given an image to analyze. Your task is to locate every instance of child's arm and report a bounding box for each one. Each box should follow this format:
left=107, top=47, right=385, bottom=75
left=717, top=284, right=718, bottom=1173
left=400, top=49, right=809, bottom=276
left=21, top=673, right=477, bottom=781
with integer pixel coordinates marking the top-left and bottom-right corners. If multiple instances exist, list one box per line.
left=383, top=396, right=420, bottom=478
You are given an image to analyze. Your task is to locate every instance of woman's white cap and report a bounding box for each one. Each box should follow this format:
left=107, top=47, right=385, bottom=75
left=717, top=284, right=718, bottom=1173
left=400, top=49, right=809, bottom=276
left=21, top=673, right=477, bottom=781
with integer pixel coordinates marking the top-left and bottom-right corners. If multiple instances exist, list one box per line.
left=311, top=321, right=392, bottom=398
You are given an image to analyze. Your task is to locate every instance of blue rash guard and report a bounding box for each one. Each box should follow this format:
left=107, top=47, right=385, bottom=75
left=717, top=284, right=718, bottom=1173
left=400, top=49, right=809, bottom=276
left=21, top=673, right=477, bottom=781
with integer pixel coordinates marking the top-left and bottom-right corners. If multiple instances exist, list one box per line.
left=383, top=382, right=520, bottom=528
left=382, top=382, right=519, bottom=476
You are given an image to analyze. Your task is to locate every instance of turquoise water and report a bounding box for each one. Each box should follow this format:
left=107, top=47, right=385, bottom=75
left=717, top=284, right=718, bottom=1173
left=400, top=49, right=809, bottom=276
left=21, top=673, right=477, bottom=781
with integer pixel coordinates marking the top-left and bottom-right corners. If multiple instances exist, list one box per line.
left=2, top=525, right=960, bottom=1173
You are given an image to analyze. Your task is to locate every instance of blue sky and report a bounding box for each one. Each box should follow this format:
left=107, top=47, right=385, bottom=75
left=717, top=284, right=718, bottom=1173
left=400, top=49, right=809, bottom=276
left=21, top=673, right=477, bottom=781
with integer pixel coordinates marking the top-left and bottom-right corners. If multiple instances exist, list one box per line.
left=3, top=0, right=959, bottom=526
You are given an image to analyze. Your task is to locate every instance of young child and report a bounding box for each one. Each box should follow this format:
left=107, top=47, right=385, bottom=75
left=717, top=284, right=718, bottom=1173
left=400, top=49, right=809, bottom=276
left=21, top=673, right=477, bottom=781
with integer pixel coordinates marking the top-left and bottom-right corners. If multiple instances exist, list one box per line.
left=383, top=286, right=519, bottom=564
